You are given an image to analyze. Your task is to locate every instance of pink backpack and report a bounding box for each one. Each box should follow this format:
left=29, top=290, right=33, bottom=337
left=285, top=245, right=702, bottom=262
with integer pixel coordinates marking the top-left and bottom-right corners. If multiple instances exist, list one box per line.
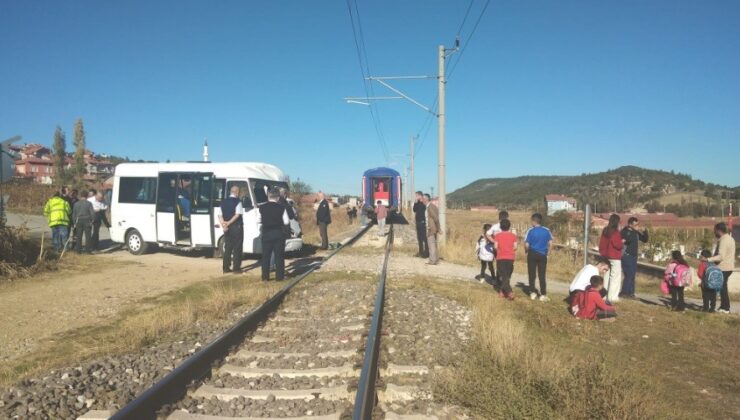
left=664, top=262, right=692, bottom=287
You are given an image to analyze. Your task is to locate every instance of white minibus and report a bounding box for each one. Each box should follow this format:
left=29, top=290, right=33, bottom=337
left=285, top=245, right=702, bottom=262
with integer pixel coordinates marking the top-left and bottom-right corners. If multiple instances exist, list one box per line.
left=109, top=162, right=303, bottom=256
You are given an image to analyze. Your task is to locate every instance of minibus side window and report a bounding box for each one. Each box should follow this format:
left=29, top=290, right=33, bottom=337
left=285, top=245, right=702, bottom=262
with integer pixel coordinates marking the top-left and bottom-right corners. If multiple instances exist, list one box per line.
left=226, top=181, right=252, bottom=211
left=119, top=177, right=157, bottom=204
left=213, top=179, right=226, bottom=207
left=191, top=174, right=213, bottom=215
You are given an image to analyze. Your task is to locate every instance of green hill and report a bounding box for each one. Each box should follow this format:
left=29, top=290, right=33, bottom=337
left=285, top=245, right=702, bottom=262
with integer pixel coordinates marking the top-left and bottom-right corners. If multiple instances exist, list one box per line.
left=449, top=166, right=734, bottom=213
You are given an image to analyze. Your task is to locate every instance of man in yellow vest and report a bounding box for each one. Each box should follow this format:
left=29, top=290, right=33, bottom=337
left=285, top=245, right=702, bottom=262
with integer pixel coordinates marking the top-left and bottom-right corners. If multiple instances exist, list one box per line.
left=43, top=191, right=71, bottom=253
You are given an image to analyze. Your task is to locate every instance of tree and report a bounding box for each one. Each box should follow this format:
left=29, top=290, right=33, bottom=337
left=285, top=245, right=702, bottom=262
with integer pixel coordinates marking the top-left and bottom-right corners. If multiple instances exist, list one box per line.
left=289, top=178, right=313, bottom=200
left=52, top=126, right=67, bottom=185
left=73, top=118, right=86, bottom=184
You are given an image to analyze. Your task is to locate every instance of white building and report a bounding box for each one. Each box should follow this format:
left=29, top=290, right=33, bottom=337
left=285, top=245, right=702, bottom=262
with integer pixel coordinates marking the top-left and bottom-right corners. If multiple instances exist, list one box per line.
left=545, top=194, right=577, bottom=215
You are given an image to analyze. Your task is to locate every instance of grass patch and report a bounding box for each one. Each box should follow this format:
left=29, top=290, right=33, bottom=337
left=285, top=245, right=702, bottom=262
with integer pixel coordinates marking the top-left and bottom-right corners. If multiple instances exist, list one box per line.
left=0, top=275, right=281, bottom=387
left=392, top=277, right=740, bottom=419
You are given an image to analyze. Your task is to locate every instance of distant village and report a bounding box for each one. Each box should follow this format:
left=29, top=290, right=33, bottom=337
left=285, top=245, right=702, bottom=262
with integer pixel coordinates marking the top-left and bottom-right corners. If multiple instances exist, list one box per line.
left=9, top=143, right=116, bottom=185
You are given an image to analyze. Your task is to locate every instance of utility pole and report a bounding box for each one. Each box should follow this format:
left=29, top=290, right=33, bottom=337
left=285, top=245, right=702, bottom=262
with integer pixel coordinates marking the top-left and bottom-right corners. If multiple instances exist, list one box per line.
left=409, top=135, right=415, bottom=208
left=437, top=45, right=447, bottom=245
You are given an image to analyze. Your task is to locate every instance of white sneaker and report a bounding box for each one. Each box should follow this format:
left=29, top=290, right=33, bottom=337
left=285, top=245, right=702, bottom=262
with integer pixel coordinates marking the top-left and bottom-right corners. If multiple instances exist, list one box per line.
left=717, top=309, right=730, bottom=314
left=530, top=292, right=537, bottom=300
left=539, top=295, right=550, bottom=302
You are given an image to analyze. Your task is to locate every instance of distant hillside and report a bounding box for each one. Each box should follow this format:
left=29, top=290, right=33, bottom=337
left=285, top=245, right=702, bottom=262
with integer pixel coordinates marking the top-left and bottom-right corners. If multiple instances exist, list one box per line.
left=449, top=166, right=736, bottom=212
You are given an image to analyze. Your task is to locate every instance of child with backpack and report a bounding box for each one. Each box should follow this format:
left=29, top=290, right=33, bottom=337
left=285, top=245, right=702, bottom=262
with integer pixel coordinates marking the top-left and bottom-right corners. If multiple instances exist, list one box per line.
left=475, top=224, right=495, bottom=283
left=663, top=250, right=693, bottom=311
left=697, top=249, right=724, bottom=313
left=572, top=275, right=617, bottom=321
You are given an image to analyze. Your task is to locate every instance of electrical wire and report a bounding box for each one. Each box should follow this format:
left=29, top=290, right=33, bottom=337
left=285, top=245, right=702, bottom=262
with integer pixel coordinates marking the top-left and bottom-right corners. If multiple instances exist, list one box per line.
left=345, top=0, right=390, bottom=163
left=447, top=0, right=491, bottom=80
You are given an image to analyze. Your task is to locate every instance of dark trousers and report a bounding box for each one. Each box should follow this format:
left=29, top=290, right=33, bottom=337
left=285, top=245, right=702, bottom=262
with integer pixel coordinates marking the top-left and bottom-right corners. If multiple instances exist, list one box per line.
left=90, top=212, right=110, bottom=250
left=701, top=285, right=717, bottom=311
left=527, top=251, right=548, bottom=295
left=74, top=221, right=92, bottom=253
left=669, top=285, right=685, bottom=310
left=319, top=222, right=329, bottom=250
left=497, top=260, right=514, bottom=294
left=480, top=260, right=494, bottom=278
left=621, top=254, right=638, bottom=296
left=222, top=224, right=243, bottom=272
left=261, top=229, right=286, bottom=280
left=415, top=220, right=428, bottom=257
left=720, top=271, right=732, bottom=311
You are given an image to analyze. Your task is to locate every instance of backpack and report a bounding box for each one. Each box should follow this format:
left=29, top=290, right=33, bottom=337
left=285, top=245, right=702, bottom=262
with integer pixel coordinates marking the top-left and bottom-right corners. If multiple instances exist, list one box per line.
left=664, top=262, right=692, bottom=287
left=704, top=265, right=724, bottom=292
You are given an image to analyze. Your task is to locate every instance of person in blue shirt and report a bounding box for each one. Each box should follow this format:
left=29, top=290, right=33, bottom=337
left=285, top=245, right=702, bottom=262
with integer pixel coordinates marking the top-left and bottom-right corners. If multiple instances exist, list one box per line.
left=524, top=213, right=553, bottom=302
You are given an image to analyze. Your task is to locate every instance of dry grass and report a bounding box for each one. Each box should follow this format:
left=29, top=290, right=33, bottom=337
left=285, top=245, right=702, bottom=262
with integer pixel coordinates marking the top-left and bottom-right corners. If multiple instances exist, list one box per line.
left=0, top=276, right=280, bottom=387
left=297, top=204, right=359, bottom=246
left=392, top=277, right=740, bottom=419
left=0, top=225, right=58, bottom=280
left=3, top=182, right=56, bottom=215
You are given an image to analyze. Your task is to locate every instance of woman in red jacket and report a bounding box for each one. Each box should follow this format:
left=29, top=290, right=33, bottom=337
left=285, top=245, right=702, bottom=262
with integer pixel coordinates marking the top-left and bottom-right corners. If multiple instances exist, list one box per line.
left=599, top=214, right=624, bottom=303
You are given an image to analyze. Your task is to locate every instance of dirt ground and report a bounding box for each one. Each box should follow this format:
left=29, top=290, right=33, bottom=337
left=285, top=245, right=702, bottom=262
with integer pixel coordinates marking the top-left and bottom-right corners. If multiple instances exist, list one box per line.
left=0, top=250, right=241, bottom=361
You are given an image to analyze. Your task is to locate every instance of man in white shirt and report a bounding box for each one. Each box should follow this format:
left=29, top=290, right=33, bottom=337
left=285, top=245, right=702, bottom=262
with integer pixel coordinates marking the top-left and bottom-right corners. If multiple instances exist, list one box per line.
left=486, top=210, right=509, bottom=243
left=570, top=257, right=611, bottom=294
left=89, top=192, right=109, bottom=250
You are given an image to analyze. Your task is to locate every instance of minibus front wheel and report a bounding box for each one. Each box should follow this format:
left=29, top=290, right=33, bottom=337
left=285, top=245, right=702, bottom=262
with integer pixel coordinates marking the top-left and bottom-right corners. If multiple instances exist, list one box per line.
left=126, top=229, right=149, bottom=255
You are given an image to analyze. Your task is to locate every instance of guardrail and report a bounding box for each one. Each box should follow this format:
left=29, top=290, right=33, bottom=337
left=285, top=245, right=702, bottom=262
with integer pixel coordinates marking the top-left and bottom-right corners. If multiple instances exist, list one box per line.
left=553, top=244, right=665, bottom=279
left=110, top=223, right=373, bottom=420
left=352, top=224, right=393, bottom=420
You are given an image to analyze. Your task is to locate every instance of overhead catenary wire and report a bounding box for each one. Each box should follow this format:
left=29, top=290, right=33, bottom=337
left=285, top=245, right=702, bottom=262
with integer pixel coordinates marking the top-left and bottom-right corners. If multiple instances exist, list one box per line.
left=446, top=0, right=491, bottom=80
left=345, top=0, right=390, bottom=163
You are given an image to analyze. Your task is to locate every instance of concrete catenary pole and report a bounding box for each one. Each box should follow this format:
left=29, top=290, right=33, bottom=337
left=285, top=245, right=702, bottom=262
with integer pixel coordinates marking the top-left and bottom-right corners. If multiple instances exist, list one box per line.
left=438, top=44, right=447, bottom=245
left=409, top=135, right=415, bottom=209
left=583, top=204, right=591, bottom=267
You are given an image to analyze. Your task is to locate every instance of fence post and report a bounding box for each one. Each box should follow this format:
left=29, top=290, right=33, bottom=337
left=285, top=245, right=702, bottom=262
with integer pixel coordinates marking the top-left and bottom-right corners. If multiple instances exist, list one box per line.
left=583, top=204, right=591, bottom=267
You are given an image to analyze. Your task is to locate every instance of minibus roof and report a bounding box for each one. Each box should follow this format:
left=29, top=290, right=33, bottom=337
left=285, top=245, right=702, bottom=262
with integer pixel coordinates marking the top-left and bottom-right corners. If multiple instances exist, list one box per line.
left=114, top=162, right=288, bottom=182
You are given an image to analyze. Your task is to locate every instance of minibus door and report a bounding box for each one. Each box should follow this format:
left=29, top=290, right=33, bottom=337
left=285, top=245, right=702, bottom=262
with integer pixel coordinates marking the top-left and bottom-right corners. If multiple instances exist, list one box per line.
left=155, top=173, right=178, bottom=244
left=189, top=173, right=215, bottom=246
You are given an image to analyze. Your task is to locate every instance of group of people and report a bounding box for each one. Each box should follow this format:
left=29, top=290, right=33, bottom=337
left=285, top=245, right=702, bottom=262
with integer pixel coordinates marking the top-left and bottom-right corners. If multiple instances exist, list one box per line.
left=412, top=191, right=441, bottom=265
left=470, top=210, right=736, bottom=321
left=219, top=185, right=300, bottom=281
left=43, top=186, right=110, bottom=254
left=474, top=211, right=554, bottom=301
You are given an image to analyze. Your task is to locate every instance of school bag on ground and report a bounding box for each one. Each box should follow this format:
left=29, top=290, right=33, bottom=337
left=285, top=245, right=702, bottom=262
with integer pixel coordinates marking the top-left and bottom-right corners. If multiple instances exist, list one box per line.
left=704, top=265, right=724, bottom=292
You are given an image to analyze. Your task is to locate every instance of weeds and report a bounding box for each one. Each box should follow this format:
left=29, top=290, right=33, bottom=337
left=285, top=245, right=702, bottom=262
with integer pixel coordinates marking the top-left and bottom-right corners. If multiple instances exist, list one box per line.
left=0, top=225, right=56, bottom=280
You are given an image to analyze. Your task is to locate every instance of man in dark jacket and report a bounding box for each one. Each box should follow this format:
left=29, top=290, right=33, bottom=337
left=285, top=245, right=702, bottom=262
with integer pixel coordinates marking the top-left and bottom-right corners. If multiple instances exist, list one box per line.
left=620, top=217, right=648, bottom=299
left=72, top=190, right=95, bottom=253
left=219, top=185, right=244, bottom=274
left=412, top=191, right=428, bottom=258
left=259, top=188, right=290, bottom=281
left=316, top=192, right=331, bottom=250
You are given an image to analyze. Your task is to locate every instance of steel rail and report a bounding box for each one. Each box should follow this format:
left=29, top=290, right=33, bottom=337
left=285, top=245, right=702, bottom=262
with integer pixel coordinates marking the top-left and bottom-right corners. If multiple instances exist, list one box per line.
left=352, top=224, right=394, bottom=420
left=110, top=223, right=373, bottom=420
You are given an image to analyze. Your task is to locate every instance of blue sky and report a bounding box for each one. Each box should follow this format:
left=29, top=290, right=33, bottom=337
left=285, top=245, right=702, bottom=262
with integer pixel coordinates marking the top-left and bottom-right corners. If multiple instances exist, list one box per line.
left=2, top=0, right=739, bottom=194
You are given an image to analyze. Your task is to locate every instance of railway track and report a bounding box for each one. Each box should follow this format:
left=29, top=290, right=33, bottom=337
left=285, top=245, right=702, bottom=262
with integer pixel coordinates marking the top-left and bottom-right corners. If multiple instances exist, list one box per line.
left=101, top=223, right=395, bottom=420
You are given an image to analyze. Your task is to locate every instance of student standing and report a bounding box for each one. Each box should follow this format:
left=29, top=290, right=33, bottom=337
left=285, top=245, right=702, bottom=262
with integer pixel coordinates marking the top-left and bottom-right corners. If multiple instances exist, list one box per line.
left=316, top=192, right=331, bottom=250
left=664, top=250, right=692, bottom=311
left=412, top=191, right=428, bottom=258
left=219, top=185, right=244, bottom=274
left=424, top=194, right=440, bottom=265
left=475, top=224, right=495, bottom=283
left=494, top=219, right=517, bottom=300
left=485, top=210, right=509, bottom=243
left=375, top=200, right=388, bottom=236
left=524, top=213, right=553, bottom=302
left=620, top=217, right=648, bottom=299
left=703, top=222, right=736, bottom=314
left=599, top=214, right=624, bottom=303
left=259, top=189, right=290, bottom=281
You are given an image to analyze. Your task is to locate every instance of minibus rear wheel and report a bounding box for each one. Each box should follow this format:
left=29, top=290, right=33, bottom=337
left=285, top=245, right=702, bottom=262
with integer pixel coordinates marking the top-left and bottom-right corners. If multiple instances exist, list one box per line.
left=126, top=229, right=149, bottom=255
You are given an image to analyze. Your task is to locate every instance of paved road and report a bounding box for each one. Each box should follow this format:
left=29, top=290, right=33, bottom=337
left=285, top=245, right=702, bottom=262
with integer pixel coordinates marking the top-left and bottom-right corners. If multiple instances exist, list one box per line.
left=6, top=212, right=111, bottom=241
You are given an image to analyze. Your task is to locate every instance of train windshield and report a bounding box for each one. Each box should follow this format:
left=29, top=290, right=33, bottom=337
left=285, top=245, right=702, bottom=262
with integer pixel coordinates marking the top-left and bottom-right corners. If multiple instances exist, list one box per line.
left=371, top=177, right=392, bottom=206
